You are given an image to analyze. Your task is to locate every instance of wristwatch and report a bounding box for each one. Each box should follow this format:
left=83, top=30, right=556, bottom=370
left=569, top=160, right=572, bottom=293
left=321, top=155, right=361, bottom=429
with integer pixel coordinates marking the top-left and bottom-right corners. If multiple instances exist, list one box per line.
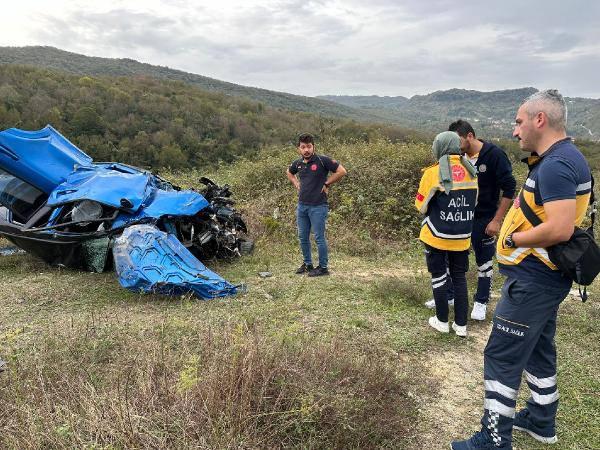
left=504, top=233, right=516, bottom=248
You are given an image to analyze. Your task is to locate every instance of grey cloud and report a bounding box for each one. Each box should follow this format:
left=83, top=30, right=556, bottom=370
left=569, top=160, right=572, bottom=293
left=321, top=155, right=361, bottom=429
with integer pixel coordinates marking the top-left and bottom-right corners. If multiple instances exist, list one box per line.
left=34, top=8, right=248, bottom=60
left=21, top=1, right=600, bottom=98
left=227, top=0, right=360, bottom=45
left=538, top=33, right=582, bottom=53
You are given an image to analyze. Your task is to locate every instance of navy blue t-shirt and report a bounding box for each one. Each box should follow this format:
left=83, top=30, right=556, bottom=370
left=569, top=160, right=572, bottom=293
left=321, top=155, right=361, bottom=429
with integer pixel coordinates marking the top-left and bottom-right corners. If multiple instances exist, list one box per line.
left=500, top=138, right=592, bottom=287
left=289, top=154, right=339, bottom=205
left=474, top=141, right=516, bottom=219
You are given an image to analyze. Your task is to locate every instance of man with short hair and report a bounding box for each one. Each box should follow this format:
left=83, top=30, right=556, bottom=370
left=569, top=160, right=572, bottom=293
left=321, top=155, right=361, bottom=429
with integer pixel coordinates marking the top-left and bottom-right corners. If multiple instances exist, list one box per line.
left=452, top=90, right=592, bottom=449
left=286, top=133, right=347, bottom=276
left=425, top=120, right=516, bottom=320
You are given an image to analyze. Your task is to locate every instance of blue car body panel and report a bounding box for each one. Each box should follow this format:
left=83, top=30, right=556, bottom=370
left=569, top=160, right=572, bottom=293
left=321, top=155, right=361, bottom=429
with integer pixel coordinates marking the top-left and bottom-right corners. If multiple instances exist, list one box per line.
left=46, top=164, right=209, bottom=226
left=0, top=125, right=93, bottom=193
left=112, top=225, right=238, bottom=299
left=47, top=165, right=150, bottom=211
left=0, top=126, right=239, bottom=300
left=110, top=190, right=209, bottom=229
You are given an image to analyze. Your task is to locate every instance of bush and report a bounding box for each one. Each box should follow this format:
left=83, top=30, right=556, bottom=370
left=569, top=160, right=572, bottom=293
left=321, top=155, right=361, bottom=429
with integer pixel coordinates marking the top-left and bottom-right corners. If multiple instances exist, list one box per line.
left=180, top=139, right=434, bottom=247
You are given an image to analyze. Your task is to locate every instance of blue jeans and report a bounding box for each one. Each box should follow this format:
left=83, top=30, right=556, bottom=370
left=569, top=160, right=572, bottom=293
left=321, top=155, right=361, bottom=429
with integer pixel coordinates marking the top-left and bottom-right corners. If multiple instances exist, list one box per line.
left=297, top=203, right=329, bottom=268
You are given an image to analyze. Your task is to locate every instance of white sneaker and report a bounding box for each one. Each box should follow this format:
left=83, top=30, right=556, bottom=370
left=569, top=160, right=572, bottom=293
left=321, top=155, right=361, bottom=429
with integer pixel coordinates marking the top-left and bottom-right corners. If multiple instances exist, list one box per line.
left=428, top=316, right=449, bottom=333
left=471, top=302, right=487, bottom=321
left=452, top=322, right=468, bottom=337
left=424, top=298, right=455, bottom=309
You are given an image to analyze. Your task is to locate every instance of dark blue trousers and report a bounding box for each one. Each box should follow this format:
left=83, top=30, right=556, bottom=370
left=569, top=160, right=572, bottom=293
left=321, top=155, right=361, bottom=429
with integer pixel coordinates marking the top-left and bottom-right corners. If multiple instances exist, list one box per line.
left=446, top=217, right=496, bottom=303
left=424, top=244, right=469, bottom=326
left=480, top=277, right=570, bottom=447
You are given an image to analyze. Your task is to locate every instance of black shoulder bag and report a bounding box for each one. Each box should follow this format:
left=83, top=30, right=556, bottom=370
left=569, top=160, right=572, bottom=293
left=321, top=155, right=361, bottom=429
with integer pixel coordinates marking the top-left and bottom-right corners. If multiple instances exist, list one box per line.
left=518, top=178, right=600, bottom=301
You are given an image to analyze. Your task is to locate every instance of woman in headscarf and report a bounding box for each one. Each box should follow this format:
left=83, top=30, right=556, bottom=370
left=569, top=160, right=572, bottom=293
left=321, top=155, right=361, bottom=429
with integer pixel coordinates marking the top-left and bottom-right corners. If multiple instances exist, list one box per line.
left=415, top=131, right=478, bottom=337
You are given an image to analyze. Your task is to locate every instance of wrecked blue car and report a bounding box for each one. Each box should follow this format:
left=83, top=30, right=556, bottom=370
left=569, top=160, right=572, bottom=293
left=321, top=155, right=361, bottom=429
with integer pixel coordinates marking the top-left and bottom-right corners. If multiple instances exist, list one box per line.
left=0, top=125, right=252, bottom=298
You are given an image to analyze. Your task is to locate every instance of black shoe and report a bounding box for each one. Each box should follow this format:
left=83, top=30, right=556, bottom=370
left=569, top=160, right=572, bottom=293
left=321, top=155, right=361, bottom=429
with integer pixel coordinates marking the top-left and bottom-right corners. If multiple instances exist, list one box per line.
left=308, top=266, right=329, bottom=277
left=513, top=408, right=558, bottom=444
left=295, top=263, right=314, bottom=274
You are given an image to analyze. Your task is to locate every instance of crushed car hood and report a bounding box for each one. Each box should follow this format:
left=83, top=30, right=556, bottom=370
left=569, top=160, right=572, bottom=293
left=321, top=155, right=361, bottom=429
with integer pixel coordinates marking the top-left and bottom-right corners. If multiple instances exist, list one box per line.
left=0, top=125, right=93, bottom=193
left=46, top=163, right=209, bottom=224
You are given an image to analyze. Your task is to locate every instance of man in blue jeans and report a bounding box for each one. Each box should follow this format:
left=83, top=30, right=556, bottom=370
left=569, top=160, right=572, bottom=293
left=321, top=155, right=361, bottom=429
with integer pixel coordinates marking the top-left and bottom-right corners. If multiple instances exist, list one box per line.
left=286, top=133, right=347, bottom=277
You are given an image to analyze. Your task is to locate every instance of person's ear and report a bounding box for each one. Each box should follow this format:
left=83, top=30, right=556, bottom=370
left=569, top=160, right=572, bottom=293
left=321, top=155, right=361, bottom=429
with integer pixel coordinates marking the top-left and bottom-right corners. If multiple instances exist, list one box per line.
left=535, top=112, right=545, bottom=128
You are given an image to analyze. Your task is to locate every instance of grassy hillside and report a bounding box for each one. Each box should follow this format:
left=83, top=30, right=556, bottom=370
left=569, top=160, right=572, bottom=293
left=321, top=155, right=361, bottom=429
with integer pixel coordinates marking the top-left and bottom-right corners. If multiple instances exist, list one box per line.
left=320, top=89, right=600, bottom=141
left=1, top=139, right=598, bottom=449
left=0, top=46, right=386, bottom=123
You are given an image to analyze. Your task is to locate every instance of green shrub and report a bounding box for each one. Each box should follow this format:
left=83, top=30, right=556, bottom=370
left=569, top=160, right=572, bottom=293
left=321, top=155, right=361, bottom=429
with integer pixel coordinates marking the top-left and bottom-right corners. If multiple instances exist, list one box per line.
left=174, top=139, right=434, bottom=247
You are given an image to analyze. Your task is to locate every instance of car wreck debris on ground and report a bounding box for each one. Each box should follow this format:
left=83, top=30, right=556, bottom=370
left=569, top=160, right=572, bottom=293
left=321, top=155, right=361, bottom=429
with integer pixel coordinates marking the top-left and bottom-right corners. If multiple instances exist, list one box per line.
left=0, top=125, right=252, bottom=299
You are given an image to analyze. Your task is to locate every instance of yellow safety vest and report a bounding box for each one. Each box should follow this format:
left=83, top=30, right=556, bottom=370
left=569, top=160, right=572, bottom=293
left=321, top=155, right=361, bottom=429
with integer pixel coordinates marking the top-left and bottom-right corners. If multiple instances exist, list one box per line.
left=415, top=155, right=479, bottom=251
left=497, top=155, right=591, bottom=270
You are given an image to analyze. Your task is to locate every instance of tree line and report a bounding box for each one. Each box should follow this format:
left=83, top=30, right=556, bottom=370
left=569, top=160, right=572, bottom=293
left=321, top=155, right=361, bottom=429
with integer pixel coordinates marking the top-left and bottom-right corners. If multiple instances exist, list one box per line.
left=0, top=65, right=420, bottom=170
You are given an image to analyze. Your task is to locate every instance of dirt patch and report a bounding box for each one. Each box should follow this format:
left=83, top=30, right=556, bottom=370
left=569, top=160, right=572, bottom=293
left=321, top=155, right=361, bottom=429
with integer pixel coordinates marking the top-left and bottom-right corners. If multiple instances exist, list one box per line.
left=413, top=322, right=492, bottom=450
left=334, top=266, right=423, bottom=282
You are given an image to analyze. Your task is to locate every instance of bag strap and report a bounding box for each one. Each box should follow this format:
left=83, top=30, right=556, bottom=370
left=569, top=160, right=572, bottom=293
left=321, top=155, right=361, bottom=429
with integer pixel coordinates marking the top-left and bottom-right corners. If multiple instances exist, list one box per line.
left=590, top=172, right=596, bottom=234
left=518, top=190, right=543, bottom=227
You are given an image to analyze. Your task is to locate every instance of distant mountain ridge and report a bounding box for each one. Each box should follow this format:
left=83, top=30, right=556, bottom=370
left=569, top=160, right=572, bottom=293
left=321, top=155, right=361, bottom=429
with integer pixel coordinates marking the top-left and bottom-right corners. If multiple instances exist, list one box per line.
left=320, top=89, right=600, bottom=141
left=2, top=46, right=599, bottom=141
left=0, top=46, right=385, bottom=123
left=318, top=95, right=409, bottom=110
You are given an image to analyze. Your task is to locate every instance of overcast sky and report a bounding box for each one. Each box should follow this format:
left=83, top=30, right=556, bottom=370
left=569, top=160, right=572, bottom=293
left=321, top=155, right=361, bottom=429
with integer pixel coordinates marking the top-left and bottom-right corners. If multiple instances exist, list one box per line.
left=3, top=0, right=600, bottom=98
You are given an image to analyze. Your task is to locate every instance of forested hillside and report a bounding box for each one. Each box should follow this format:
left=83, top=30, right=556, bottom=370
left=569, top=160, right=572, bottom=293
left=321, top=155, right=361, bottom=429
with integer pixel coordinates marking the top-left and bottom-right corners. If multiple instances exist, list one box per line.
left=5, top=46, right=599, bottom=143
left=0, top=65, right=419, bottom=169
left=321, top=89, right=600, bottom=141
left=0, top=46, right=385, bottom=123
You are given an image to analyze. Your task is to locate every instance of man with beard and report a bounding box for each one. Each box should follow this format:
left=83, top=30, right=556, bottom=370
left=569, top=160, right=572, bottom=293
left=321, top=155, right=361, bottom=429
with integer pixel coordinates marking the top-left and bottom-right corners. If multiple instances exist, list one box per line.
left=452, top=90, right=592, bottom=449
left=286, top=133, right=347, bottom=277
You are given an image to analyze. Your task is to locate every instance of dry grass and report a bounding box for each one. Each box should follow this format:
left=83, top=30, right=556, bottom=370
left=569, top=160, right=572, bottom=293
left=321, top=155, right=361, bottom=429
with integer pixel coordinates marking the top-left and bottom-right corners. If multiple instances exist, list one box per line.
left=2, top=227, right=598, bottom=450
left=0, top=318, right=417, bottom=449
left=0, top=240, right=428, bottom=449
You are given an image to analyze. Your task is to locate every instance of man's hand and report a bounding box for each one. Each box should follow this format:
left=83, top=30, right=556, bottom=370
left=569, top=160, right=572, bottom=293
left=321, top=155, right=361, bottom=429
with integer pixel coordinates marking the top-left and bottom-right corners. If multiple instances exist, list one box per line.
left=487, top=197, right=512, bottom=236
left=286, top=168, right=300, bottom=191
left=321, top=184, right=329, bottom=194
left=513, top=199, right=576, bottom=248
left=485, top=219, right=502, bottom=236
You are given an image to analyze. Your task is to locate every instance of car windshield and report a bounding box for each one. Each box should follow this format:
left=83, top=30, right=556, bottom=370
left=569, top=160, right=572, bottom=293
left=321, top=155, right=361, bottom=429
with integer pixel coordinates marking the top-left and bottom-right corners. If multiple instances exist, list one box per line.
left=0, top=168, right=47, bottom=223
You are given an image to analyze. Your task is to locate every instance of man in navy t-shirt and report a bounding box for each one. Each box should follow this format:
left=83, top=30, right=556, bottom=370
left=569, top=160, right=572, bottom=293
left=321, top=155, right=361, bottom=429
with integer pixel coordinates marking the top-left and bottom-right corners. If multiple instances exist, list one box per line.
left=286, top=133, right=347, bottom=276
left=452, top=90, right=592, bottom=450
